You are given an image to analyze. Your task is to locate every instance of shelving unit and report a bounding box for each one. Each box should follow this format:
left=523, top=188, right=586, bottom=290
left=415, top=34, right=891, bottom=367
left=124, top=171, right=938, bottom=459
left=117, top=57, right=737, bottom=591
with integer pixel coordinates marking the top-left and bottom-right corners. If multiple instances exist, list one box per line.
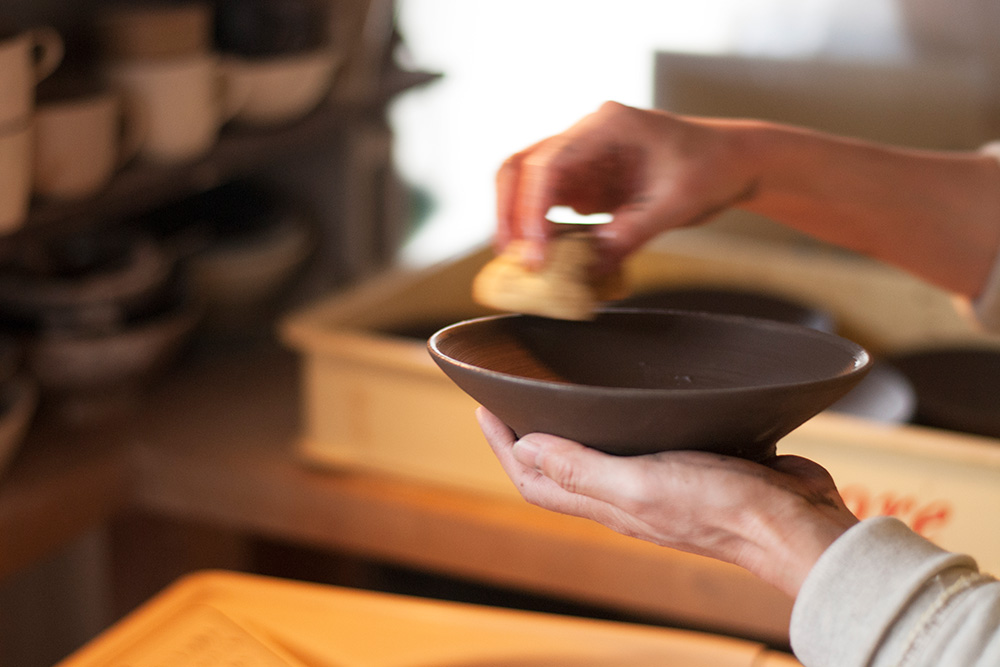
left=4, top=66, right=441, bottom=254
left=0, top=2, right=443, bottom=660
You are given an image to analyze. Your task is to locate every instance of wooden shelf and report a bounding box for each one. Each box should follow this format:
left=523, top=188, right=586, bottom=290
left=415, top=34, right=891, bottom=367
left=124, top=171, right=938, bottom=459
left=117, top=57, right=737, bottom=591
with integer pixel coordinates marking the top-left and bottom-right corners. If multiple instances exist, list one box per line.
left=2, top=101, right=355, bottom=255
left=0, top=67, right=442, bottom=259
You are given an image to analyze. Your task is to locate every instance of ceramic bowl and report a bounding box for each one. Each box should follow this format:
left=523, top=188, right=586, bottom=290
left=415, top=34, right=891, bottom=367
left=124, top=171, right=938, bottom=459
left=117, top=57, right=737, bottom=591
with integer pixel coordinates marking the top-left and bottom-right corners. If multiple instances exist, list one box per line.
left=23, top=293, right=199, bottom=423
left=428, top=309, right=872, bottom=459
left=0, top=233, right=176, bottom=336
left=614, top=286, right=837, bottom=332
left=827, top=359, right=916, bottom=424
left=25, top=299, right=198, bottom=393
left=886, top=346, right=1000, bottom=439
left=185, top=210, right=314, bottom=329
left=224, top=48, right=340, bottom=126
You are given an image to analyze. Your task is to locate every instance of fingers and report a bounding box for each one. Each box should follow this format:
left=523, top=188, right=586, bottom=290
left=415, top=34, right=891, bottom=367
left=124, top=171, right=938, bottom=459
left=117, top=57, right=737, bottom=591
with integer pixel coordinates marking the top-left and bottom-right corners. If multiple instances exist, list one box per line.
left=475, top=406, right=516, bottom=457
left=494, top=152, right=522, bottom=251
left=475, top=408, right=654, bottom=517
left=513, top=433, right=647, bottom=505
left=496, top=138, right=547, bottom=254
left=496, top=136, right=573, bottom=269
left=476, top=407, right=856, bottom=595
left=477, top=407, right=840, bottom=516
left=475, top=407, right=554, bottom=495
left=475, top=408, right=624, bottom=520
left=515, top=142, right=574, bottom=269
left=590, top=207, right=656, bottom=273
left=494, top=102, right=650, bottom=270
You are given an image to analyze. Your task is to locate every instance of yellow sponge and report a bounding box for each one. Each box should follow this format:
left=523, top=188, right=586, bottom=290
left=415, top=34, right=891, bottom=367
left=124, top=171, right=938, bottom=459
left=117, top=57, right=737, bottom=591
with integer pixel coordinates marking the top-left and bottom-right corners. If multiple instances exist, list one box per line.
left=472, top=232, right=628, bottom=321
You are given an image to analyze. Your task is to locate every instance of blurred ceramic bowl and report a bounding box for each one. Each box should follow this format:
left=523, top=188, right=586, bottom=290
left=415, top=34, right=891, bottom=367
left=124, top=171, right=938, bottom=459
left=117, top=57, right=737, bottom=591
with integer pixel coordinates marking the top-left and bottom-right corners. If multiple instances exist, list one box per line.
left=186, top=210, right=314, bottom=329
left=429, top=309, right=871, bottom=460
left=614, top=286, right=837, bottom=333
left=827, top=359, right=917, bottom=424
left=0, top=376, right=38, bottom=480
left=224, top=47, right=340, bottom=126
left=886, top=346, right=1000, bottom=439
left=26, top=299, right=197, bottom=392
left=0, top=232, right=175, bottom=336
left=24, top=294, right=199, bottom=422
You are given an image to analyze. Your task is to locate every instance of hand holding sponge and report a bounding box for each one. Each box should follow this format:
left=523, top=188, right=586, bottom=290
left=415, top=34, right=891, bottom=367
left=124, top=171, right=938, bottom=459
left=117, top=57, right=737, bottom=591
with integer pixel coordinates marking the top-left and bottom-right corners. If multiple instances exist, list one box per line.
left=472, top=230, right=628, bottom=321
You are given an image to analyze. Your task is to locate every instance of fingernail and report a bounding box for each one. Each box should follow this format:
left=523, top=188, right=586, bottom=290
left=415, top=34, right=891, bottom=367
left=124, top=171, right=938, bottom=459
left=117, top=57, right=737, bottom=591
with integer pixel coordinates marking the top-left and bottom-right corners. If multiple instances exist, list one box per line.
left=512, top=436, right=541, bottom=467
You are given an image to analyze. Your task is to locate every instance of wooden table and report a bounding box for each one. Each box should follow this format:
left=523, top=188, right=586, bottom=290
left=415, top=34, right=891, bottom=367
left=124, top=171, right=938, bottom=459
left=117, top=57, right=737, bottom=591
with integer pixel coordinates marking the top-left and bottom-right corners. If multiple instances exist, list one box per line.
left=0, top=340, right=794, bottom=656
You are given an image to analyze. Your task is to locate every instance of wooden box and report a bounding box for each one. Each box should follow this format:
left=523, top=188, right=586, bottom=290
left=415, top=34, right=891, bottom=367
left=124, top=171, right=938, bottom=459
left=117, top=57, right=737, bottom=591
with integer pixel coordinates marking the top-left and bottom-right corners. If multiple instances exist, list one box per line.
left=281, top=229, right=1000, bottom=573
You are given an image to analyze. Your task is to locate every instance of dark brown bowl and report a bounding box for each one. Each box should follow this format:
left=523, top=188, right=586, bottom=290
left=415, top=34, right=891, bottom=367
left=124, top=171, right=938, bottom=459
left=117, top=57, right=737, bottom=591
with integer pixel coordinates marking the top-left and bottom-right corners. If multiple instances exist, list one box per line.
left=886, top=346, right=1000, bottom=439
left=428, top=309, right=871, bottom=459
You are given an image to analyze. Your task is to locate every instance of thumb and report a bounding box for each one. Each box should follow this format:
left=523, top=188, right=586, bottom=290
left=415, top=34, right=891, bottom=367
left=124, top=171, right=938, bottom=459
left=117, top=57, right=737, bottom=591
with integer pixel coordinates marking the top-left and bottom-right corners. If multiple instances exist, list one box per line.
left=514, top=433, right=643, bottom=503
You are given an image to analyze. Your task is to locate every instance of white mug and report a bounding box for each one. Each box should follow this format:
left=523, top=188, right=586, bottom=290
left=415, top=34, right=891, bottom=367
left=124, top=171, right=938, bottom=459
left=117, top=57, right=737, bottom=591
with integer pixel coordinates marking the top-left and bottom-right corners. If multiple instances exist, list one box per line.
left=104, top=55, right=238, bottom=164
left=224, top=48, right=340, bottom=127
left=33, top=83, right=144, bottom=200
left=0, top=120, right=34, bottom=233
left=0, top=28, right=64, bottom=128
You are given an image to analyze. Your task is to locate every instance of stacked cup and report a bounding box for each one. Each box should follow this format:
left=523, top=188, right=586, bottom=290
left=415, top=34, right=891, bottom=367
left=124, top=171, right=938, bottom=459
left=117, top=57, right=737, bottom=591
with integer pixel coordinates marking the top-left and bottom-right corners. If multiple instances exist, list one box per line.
left=97, top=2, right=239, bottom=163
left=33, top=73, right=146, bottom=202
left=215, top=0, right=340, bottom=127
left=0, top=24, right=64, bottom=231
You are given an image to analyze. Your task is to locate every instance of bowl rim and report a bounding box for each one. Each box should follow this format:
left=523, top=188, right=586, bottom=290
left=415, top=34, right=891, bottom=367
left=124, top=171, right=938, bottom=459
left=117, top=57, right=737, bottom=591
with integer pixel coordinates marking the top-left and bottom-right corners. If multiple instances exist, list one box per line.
left=427, top=308, right=872, bottom=397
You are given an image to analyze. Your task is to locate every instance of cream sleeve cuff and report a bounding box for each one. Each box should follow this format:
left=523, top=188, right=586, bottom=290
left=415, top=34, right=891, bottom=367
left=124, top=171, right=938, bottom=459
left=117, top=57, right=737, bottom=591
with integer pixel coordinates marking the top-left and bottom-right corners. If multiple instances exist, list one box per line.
left=973, top=142, right=1000, bottom=332
left=790, top=517, right=1000, bottom=667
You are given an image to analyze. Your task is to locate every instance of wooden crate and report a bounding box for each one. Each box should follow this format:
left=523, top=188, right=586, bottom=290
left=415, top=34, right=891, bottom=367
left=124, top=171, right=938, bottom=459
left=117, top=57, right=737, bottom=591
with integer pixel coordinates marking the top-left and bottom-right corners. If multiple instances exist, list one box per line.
left=280, top=229, right=1000, bottom=573
left=280, top=245, right=513, bottom=496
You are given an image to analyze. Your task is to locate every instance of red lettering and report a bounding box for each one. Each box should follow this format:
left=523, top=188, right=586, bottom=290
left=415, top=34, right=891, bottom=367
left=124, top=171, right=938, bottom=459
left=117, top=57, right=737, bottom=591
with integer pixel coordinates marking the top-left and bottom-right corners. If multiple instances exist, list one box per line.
left=911, top=501, right=953, bottom=538
left=878, top=494, right=915, bottom=518
left=836, top=484, right=952, bottom=535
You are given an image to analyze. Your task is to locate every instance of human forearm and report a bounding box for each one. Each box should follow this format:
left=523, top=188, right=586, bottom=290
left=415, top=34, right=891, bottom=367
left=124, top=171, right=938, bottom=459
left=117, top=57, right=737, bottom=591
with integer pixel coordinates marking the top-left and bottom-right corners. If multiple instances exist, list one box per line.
left=497, top=103, right=1000, bottom=296
left=733, top=122, right=1000, bottom=297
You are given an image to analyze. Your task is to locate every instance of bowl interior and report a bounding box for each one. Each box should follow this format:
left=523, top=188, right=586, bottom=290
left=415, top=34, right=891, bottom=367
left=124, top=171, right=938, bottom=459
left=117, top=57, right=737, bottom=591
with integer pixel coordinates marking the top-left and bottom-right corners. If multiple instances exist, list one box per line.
left=429, top=309, right=871, bottom=458
left=613, top=286, right=837, bottom=332
left=434, top=309, right=862, bottom=390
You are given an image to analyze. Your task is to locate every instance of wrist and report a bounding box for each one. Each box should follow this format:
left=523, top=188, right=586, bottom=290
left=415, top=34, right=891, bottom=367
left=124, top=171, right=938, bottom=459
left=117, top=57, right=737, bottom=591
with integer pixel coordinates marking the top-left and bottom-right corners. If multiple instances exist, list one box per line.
left=736, top=488, right=858, bottom=598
